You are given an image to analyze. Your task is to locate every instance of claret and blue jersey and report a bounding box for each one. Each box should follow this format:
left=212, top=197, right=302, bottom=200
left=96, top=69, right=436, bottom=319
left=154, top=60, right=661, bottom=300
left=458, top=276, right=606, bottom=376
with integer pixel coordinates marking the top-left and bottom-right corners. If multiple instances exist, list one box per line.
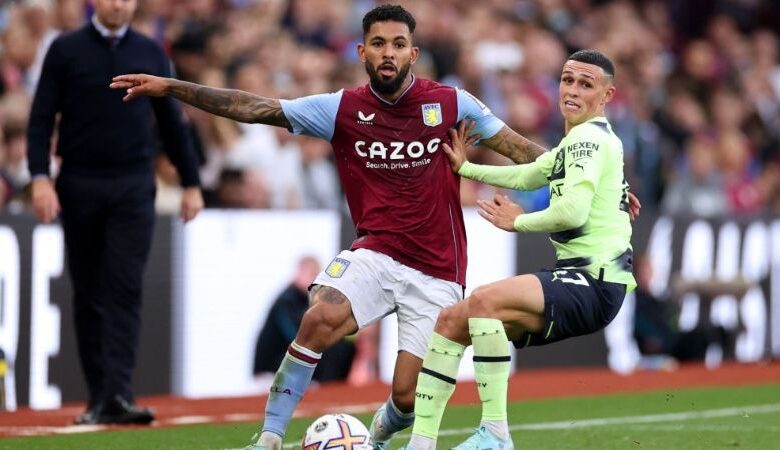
left=280, top=76, right=505, bottom=285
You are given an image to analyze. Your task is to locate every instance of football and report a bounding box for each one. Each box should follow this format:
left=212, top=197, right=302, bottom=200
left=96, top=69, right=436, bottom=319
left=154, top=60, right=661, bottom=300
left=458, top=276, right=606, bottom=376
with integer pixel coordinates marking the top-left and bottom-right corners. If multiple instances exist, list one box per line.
left=301, top=413, right=372, bottom=450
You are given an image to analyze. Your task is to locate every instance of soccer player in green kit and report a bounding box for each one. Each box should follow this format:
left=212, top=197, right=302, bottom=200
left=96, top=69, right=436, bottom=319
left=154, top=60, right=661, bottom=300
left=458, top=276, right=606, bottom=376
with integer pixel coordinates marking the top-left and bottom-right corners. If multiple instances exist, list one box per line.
left=401, top=49, right=637, bottom=450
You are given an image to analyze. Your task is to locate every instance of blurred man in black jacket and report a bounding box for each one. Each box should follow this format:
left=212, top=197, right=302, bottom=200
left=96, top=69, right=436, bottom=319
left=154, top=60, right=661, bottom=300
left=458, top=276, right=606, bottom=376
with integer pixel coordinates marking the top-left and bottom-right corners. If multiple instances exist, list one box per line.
left=253, top=256, right=356, bottom=383
left=26, top=0, right=203, bottom=425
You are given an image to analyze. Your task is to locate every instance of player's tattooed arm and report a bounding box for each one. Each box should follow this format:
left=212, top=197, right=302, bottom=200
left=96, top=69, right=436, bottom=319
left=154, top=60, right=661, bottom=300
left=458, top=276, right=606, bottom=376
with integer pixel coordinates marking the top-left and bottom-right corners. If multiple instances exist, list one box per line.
left=111, top=74, right=291, bottom=126
left=166, top=80, right=291, bottom=128
left=481, top=126, right=547, bottom=164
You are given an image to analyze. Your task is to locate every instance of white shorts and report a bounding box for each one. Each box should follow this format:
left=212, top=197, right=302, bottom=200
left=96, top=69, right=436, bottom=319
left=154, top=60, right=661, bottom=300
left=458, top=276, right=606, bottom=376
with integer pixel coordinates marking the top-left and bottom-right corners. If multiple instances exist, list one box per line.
left=313, top=248, right=462, bottom=359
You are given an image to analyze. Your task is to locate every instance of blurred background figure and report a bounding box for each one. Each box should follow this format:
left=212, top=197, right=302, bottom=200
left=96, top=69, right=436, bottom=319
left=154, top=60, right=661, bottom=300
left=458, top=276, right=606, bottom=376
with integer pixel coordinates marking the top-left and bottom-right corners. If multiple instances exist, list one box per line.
left=253, top=256, right=378, bottom=387
left=212, top=167, right=272, bottom=209
left=0, top=0, right=777, bottom=216
left=632, top=254, right=749, bottom=370
left=633, top=254, right=712, bottom=370
left=661, top=132, right=728, bottom=217
left=25, top=0, right=203, bottom=425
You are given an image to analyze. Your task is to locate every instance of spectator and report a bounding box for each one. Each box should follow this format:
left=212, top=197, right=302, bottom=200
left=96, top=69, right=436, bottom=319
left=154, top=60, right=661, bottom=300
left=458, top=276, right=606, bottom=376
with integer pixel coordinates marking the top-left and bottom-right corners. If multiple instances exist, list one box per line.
left=253, top=256, right=357, bottom=384
left=633, top=255, right=712, bottom=368
left=213, top=167, right=271, bottom=209
left=2, top=120, right=30, bottom=193
left=296, top=135, right=341, bottom=210
left=662, top=132, right=728, bottom=217
left=633, top=254, right=746, bottom=369
left=0, top=0, right=775, bottom=216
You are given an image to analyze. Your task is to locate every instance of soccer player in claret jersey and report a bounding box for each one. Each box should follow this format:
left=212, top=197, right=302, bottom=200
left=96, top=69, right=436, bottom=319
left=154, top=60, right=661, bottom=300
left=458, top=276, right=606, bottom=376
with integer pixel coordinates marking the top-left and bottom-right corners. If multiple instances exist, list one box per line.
left=110, top=5, right=561, bottom=450
left=401, top=49, right=637, bottom=450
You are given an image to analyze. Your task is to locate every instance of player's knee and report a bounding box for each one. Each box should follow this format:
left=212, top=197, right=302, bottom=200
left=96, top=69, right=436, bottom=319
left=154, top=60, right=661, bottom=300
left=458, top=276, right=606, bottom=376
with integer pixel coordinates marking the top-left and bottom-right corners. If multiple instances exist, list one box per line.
left=434, top=306, right=462, bottom=336
left=467, top=285, right=499, bottom=318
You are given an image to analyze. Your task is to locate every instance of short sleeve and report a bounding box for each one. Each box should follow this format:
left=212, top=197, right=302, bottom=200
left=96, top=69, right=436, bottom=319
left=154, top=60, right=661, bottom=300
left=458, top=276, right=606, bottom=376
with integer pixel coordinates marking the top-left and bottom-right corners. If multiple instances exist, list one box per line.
left=280, top=90, right=343, bottom=140
left=456, top=88, right=505, bottom=140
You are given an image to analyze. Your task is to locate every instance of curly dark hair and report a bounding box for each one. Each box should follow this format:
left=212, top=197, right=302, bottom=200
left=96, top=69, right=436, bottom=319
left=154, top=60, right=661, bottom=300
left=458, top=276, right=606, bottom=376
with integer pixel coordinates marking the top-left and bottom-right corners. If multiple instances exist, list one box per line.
left=362, top=4, right=416, bottom=36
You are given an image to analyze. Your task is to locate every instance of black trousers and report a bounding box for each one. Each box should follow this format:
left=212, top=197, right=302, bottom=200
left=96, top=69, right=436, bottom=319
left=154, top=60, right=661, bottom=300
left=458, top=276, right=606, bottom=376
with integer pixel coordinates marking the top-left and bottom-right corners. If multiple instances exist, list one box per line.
left=56, top=169, right=156, bottom=407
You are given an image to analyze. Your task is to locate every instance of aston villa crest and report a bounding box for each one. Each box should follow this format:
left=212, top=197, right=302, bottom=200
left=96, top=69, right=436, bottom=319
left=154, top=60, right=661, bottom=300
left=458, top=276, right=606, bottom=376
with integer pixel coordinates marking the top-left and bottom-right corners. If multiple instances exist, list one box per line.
left=421, top=103, right=442, bottom=127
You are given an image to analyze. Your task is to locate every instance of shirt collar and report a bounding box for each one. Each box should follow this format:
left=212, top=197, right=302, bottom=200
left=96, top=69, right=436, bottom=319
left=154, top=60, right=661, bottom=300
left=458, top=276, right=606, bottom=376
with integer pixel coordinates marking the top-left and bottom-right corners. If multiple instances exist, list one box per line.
left=369, top=74, right=416, bottom=105
left=91, top=15, right=129, bottom=39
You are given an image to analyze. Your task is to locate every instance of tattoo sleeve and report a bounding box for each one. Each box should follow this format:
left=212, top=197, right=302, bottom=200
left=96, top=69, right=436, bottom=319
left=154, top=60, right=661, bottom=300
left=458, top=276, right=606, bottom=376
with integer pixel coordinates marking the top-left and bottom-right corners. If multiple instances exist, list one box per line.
left=166, top=79, right=291, bottom=128
left=481, top=126, right=548, bottom=164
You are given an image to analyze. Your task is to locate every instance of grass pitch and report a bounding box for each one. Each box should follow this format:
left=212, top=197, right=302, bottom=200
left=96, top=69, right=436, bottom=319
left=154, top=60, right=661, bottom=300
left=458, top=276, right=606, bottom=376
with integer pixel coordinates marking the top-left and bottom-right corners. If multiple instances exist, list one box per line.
left=1, top=384, right=778, bottom=449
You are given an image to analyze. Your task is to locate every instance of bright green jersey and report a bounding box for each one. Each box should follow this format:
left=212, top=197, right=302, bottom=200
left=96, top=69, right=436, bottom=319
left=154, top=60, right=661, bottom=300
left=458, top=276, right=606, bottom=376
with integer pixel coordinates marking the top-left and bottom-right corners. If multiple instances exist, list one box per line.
left=459, top=117, right=636, bottom=290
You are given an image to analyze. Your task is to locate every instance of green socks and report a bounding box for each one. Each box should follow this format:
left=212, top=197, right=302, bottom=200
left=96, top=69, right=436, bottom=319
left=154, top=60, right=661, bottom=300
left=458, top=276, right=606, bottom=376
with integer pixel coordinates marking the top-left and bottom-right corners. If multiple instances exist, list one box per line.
left=469, top=318, right=511, bottom=422
left=411, top=332, right=465, bottom=440
left=410, top=319, right=510, bottom=447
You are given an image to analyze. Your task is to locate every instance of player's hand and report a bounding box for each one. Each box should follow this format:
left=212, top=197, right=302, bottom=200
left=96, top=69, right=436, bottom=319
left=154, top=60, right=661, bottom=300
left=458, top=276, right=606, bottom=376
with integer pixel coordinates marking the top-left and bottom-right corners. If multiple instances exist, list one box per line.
left=627, top=192, right=641, bottom=221
left=110, top=74, right=168, bottom=101
left=442, top=120, right=480, bottom=173
left=179, top=187, right=204, bottom=223
left=477, top=194, right=524, bottom=232
left=30, top=178, right=61, bottom=223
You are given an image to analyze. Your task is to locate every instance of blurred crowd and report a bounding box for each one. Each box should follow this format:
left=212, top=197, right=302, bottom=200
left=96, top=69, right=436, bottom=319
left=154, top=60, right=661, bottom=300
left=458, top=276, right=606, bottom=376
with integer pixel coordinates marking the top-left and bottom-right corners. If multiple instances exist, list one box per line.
left=0, top=0, right=779, bottom=217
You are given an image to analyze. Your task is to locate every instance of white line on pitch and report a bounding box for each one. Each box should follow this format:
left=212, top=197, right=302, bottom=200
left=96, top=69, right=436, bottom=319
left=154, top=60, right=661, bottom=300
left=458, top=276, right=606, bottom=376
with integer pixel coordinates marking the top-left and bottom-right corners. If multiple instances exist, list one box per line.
left=244, top=402, right=780, bottom=450
left=502, top=402, right=780, bottom=431
left=0, top=425, right=108, bottom=436
left=167, top=416, right=215, bottom=425
left=618, top=424, right=780, bottom=432
left=11, top=402, right=774, bottom=446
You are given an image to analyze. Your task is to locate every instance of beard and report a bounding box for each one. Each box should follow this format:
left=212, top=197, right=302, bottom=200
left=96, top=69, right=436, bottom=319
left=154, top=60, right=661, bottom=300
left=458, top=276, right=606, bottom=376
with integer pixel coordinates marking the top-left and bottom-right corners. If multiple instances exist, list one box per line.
left=365, top=60, right=412, bottom=95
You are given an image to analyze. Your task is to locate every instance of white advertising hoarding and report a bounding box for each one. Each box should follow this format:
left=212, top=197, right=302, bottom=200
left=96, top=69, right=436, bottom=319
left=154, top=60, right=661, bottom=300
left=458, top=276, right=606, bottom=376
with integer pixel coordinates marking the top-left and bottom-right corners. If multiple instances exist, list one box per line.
left=170, top=211, right=780, bottom=398
left=173, top=210, right=340, bottom=397
left=173, top=208, right=518, bottom=396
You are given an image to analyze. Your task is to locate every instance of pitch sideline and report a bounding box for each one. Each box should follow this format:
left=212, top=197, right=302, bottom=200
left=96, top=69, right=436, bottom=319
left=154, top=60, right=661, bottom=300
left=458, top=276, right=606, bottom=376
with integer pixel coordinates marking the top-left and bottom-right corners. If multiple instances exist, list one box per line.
left=250, top=402, right=780, bottom=450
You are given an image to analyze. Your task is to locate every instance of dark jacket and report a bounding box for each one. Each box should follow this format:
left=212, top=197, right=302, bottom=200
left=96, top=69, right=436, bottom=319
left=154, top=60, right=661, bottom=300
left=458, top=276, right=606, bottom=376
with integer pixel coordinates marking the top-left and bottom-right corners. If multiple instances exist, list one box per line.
left=27, top=23, right=199, bottom=185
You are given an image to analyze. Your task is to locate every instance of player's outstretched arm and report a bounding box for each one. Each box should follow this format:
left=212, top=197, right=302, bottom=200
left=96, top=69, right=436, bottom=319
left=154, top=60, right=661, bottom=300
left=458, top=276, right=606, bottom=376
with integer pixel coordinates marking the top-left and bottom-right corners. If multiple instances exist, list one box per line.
left=110, top=74, right=291, bottom=128
left=480, top=126, right=547, bottom=165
